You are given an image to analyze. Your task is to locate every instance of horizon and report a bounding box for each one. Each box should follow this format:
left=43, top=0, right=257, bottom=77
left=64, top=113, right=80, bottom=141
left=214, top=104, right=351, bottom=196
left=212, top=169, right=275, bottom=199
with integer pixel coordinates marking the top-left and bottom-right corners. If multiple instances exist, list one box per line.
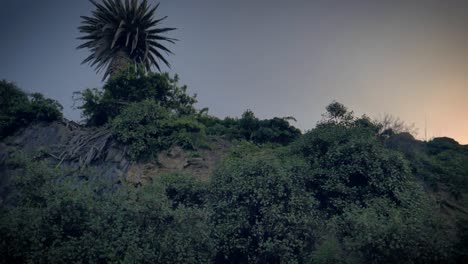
left=1, top=0, right=467, bottom=143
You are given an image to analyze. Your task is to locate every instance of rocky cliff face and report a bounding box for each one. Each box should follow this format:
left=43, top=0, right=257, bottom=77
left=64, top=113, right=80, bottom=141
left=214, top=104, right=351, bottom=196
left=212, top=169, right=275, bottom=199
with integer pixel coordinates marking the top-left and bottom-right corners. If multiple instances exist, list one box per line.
left=0, top=120, right=230, bottom=191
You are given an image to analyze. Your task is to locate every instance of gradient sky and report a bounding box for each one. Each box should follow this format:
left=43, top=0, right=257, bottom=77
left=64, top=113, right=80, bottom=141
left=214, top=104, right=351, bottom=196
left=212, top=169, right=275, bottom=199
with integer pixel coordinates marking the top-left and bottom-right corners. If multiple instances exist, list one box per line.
left=1, top=0, right=467, bottom=143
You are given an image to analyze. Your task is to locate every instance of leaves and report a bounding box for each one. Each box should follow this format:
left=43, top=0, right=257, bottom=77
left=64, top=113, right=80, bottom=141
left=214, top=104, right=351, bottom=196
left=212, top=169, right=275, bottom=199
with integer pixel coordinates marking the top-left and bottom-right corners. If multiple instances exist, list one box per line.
left=0, top=80, right=63, bottom=139
left=77, top=0, right=176, bottom=79
left=210, top=150, right=318, bottom=263
left=75, top=70, right=198, bottom=126
left=0, top=159, right=213, bottom=263
left=112, top=99, right=206, bottom=160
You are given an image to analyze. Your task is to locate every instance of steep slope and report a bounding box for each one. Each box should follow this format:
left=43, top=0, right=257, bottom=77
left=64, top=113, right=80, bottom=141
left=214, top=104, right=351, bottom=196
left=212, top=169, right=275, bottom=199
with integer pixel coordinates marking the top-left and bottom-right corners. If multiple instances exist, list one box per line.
left=0, top=120, right=230, bottom=197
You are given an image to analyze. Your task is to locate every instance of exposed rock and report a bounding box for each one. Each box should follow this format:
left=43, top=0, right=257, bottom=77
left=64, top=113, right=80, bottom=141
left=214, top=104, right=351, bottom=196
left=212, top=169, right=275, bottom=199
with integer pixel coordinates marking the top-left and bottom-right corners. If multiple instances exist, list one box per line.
left=0, top=121, right=124, bottom=184
left=125, top=141, right=230, bottom=185
left=0, top=120, right=230, bottom=188
left=126, top=163, right=158, bottom=185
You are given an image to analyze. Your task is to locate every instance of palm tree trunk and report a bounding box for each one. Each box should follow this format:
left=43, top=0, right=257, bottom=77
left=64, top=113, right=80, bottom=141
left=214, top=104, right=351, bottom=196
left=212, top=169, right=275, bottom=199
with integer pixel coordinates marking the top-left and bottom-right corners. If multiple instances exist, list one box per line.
left=108, top=50, right=132, bottom=80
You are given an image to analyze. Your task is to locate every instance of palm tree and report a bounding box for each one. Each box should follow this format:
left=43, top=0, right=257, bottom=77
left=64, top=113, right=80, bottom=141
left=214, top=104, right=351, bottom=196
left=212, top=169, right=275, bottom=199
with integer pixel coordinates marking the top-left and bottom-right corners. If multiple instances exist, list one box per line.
left=78, top=0, right=176, bottom=80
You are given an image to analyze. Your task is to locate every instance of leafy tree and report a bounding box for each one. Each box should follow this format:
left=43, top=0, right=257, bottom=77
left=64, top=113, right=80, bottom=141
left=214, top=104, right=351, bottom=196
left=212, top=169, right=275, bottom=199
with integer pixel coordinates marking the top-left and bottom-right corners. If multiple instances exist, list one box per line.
left=293, top=103, right=415, bottom=214
left=77, top=0, right=176, bottom=80
left=293, top=122, right=411, bottom=215
left=210, top=147, right=318, bottom=263
left=238, top=110, right=260, bottom=140
left=321, top=101, right=354, bottom=125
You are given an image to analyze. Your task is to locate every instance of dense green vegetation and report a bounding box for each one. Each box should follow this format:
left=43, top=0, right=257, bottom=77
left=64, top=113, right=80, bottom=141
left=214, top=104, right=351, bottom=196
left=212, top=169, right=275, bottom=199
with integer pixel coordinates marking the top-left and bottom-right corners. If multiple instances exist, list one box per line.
left=112, top=98, right=207, bottom=160
left=75, top=71, right=302, bottom=160
left=384, top=133, right=468, bottom=198
left=0, top=157, right=213, bottom=263
left=75, top=70, right=197, bottom=126
left=199, top=110, right=301, bottom=145
left=1, top=88, right=467, bottom=262
left=0, top=80, right=63, bottom=139
left=210, top=146, right=318, bottom=263
left=1, top=0, right=466, bottom=262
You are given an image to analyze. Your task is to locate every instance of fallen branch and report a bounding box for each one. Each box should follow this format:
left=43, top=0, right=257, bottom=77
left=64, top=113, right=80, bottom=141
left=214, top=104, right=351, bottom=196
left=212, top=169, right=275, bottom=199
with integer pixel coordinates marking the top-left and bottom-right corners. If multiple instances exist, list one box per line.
left=51, top=126, right=114, bottom=170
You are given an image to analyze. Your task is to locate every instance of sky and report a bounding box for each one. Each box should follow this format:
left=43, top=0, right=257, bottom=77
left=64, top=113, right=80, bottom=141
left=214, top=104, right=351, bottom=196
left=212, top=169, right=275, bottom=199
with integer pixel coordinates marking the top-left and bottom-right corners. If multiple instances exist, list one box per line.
left=1, top=0, right=467, bottom=143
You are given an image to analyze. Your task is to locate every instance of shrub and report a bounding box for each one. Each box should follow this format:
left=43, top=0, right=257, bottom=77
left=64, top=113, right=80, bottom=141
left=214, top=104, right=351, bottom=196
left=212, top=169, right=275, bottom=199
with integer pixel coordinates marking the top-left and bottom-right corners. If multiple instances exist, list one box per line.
left=310, top=236, right=345, bottom=264
left=0, top=158, right=213, bottom=263
left=157, top=172, right=210, bottom=209
left=210, top=149, right=318, bottom=263
left=384, top=133, right=468, bottom=197
left=28, top=93, right=63, bottom=122
left=75, top=70, right=197, bottom=126
left=112, top=99, right=206, bottom=160
left=333, top=198, right=455, bottom=264
left=293, top=122, right=411, bottom=214
left=198, top=110, right=301, bottom=145
left=0, top=80, right=62, bottom=138
left=295, top=103, right=461, bottom=263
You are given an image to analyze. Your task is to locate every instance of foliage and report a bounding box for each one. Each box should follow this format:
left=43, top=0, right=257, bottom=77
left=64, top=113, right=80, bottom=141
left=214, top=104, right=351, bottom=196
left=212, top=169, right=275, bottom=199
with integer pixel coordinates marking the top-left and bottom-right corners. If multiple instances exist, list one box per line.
left=0, top=80, right=63, bottom=138
left=454, top=217, right=468, bottom=263
left=157, top=172, right=209, bottom=209
left=75, top=70, right=197, bottom=126
left=296, top=103, right=463, bottom=263
left=293, top=119, right=411, bottom=214
left=321, top=101, right=354, bottom=125
left=198, top=110, right=301, bottom=145
left=384, top=133, right=468, bottom=198
left=77, top=0, right=176, bottom=80
left=1, top=100, right=466, bottom=263
left=310, top=236, right=345, bottom=264
left=28, top=93, right=64, bottom=122
left=210, top=148, right=318, bottom=263
left=332, top=197, right=455, bottom=264
left=0, top=158, right=213, bottom=263
left=112, top=99, right=206, bottom=160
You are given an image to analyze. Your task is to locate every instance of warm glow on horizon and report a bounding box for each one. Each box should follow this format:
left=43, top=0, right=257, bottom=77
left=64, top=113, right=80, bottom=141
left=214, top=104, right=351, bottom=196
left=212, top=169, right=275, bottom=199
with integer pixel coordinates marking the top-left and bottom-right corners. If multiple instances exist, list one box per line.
left=1, top=1, right=466, bottom=144
left=319, top=4, right=468, bottom=145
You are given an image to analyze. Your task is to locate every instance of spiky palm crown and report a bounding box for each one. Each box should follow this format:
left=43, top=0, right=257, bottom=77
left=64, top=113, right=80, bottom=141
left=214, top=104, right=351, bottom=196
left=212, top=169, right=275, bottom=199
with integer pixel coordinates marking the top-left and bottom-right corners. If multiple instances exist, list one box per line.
left=78, top=0, right=176, bottom=80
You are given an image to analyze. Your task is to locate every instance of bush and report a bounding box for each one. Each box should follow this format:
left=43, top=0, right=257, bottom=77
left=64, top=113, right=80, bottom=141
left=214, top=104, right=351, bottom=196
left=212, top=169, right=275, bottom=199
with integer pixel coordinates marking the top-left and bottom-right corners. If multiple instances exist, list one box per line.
left=0, top=80, right=62, bottom=138
left=112, top=99, right=206, bottom=160
left=2, top=101, right=465, bottom=263
left=384, top=133, right=468, bottom=198
left=332, top=198, right=455, bottom=264
left=310, top=236, right=345, bottom=264
left=198, top=110, right=301, bottom=145
left=157, top=172, right=210, bottom=209
left=293, top=122, right=411, bottom=214
left=295, top=103, right=461, bottom=263
left=210, top=148, right=318, bottom=263
left=75, top=70, right=197, bottom=126
left=0, top=158, right=213, bottom=263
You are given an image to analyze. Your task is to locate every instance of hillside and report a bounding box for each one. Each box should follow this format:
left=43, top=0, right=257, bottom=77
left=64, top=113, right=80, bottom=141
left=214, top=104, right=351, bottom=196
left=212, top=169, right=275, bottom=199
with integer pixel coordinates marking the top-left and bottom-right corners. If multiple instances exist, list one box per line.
left=0, top=120, right=230, bottom=187
left=1, top=77, right=467, bottom=263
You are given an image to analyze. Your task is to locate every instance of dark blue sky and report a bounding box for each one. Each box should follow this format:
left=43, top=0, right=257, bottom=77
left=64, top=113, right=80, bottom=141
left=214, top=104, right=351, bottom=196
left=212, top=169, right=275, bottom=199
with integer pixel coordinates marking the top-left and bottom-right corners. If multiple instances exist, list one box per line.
left=1, top=0, right=467, bottom=142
